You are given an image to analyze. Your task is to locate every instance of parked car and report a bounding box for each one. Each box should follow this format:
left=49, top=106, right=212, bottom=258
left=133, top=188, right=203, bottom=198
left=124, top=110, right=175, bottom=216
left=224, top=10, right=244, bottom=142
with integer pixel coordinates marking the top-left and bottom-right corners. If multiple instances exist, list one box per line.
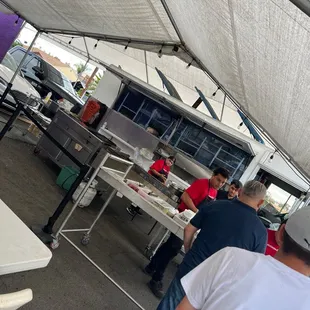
left=0, top=52, right=41, bottom=110
left=9, top=46, right=84, bottom=113
left=258, top=204, right=288, bottom=229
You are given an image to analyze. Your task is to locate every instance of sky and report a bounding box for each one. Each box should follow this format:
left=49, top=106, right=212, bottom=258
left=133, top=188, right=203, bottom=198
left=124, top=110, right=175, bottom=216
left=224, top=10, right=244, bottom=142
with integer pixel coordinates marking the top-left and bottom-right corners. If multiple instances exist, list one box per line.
left=268, top=184, right=295, bottom=205
left=18, top=24, right=96, bottom=74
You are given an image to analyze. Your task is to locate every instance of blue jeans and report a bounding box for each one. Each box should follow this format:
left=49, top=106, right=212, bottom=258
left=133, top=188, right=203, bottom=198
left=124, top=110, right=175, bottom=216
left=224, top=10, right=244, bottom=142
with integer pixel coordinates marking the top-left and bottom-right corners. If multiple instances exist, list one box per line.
left=157, top=276, right=185, bottom=310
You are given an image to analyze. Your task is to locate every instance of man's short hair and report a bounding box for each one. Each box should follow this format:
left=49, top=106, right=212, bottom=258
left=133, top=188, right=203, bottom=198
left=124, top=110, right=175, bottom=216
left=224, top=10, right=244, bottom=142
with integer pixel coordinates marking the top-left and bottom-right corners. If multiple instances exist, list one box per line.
left=230, top=179, right=243, bottom=189
left=168, top=156, right=176, bottom=163
left=213, top=167, right=229, bottom=179
left=242, top=180, right=266, bottom=199
left=283, top=230, right=310, bottom=266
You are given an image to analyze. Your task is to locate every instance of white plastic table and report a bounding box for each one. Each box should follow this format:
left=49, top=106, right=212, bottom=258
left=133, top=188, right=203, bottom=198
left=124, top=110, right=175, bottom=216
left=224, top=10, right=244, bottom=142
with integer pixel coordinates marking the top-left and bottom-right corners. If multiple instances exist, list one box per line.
left=0, top=199, right=52, bottom=275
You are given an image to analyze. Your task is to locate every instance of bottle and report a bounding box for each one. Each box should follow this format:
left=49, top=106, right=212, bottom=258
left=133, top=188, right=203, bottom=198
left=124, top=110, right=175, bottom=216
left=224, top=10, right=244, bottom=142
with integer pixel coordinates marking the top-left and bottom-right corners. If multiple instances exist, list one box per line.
left=43, top=91, right=52, bottom=104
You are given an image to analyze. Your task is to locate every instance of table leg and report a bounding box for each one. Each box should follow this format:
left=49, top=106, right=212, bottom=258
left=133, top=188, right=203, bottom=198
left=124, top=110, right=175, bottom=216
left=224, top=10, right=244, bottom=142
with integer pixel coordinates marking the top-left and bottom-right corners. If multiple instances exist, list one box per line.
left=152, top=229, right=169, bottom=254
left=147, top=221, right=158, bottom=235
left=144, top=225, right=170, bottom=259
left=147, top=225, right=164, bottom=249
left=87, top=189, right=117, bottom=235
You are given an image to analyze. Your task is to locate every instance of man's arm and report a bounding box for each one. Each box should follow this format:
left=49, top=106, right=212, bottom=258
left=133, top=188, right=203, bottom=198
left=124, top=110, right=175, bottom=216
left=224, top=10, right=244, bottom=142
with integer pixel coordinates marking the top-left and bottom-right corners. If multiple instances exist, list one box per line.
left=181, top=191, right=198, bottom=213
left=183, top=205, right=206, bottom=253
left=183, top=223, right=198, bottom=253
left=176, top=296, right=197, bottom=310
left=150, top=168, right=166, bottom=182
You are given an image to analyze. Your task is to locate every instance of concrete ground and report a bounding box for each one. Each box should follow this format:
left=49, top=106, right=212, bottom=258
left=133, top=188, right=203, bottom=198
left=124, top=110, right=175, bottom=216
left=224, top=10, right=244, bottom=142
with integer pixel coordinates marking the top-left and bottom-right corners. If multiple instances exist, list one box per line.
left=0, top=113, right=177, bottom=309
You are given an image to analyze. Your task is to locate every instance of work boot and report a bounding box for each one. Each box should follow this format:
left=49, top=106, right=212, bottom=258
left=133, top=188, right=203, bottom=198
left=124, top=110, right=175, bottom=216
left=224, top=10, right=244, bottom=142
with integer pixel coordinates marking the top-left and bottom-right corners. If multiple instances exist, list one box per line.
left=136, top=208, right=143, bottom=215
left=143, top=265, right=155, bottom=276
left=147, top=280, right=164, bottom=299
left=126, top=206, right=136, bottom=216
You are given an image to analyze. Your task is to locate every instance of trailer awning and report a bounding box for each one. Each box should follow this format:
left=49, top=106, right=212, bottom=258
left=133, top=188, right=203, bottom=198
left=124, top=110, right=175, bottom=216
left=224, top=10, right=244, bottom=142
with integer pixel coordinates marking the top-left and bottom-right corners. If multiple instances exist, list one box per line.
left=1, top=0, right=310, bottom=181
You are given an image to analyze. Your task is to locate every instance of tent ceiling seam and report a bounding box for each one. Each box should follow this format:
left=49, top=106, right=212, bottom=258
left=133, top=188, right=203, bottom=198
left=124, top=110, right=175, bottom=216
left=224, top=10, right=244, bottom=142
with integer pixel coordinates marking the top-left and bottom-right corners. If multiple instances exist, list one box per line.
left=41, top=0, right=82, bottom=34
left=146, top=0, right=173, bottom=40
left=274, top=0, right=310, bottom=35
left=160, top=0, right=185, bottom=44
left=158, top=1, right=245, bottom=109
left=227, top=0, right=248, bottom=110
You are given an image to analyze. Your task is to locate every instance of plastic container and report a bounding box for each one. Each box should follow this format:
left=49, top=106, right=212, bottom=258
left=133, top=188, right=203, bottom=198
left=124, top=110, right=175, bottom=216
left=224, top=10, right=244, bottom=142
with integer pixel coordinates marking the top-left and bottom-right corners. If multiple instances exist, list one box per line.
left=73, top=181, right=98, bottom=207
left=137, top=188, right=153, bottom=201
left=140, top=148, right=154, bottom=160
left=80, top=99, right=101, bottom=124
left=173, top=215, right=187, bottom=227
left=56, top=166, right=80, bottom=191
left=178, top=209, right=195, bottom=222
left=167, top=208, right=179, bottom=218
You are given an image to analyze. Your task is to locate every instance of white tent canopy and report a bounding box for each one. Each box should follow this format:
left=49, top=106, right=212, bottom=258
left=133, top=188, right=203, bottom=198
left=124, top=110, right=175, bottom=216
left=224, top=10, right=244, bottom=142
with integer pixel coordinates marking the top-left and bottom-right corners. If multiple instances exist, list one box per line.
left=1, top=0, right=310, bottom=181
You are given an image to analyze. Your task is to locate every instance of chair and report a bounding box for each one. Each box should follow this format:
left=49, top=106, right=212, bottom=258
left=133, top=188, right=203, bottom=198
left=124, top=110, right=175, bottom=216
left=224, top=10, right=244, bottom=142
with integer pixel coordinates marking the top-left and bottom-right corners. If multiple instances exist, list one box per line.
left=0, top=289, right=33, bottom=310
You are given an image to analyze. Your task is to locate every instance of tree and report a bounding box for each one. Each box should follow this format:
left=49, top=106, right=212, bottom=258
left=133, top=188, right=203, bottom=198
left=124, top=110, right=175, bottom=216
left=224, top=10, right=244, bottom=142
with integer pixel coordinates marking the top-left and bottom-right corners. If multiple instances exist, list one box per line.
left=88, top=73, right=103, bottom=91
left=74, top=62, right=87, bottom=75
left=11, top=40, right=23, bottom=48
left=76, top=73, right=103, bottom=98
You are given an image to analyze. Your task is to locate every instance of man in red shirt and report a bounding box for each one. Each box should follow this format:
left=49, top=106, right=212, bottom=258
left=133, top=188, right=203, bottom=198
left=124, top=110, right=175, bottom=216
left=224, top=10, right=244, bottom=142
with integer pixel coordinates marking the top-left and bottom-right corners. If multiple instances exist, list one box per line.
left=127, top=156, right=175, bottom=216
left=148, top=156, right=175, bottom=183
left=265, top=219, right=287, bottom=257
left=145, top=167, right=229, bottom=298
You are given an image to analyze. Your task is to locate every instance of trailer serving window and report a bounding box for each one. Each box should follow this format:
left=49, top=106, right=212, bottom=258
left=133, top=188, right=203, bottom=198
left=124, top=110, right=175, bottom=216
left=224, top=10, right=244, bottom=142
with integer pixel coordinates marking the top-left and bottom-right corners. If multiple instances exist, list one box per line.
left=168, top=120, right=251, bottom=179
left=114, top=87, right=178, bottom=138
left=114, top=86, right=251, bottom=180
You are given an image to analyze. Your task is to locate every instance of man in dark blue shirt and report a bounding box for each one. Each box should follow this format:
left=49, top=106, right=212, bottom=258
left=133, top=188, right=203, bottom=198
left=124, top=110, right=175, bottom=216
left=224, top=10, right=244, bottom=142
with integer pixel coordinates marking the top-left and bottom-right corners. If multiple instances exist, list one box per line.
left=157, top=180, right=267, bottom=310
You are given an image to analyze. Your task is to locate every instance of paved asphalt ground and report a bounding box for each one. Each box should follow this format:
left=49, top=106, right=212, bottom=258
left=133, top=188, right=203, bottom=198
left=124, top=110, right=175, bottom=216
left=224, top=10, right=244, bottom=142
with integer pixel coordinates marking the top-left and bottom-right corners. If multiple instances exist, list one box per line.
left=0, top=112, right=177, bottom=309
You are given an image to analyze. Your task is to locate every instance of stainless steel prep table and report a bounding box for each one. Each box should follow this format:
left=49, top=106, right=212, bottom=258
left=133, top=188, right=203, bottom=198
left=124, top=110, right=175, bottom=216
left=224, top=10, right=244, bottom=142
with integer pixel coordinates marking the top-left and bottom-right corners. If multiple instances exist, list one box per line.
left=52, top=153, right=187, bottom=310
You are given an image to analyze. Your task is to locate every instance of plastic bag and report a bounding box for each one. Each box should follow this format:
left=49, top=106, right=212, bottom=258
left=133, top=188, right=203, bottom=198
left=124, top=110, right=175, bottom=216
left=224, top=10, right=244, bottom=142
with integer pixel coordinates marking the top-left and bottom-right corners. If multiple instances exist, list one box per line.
left=132, top=147, right=143, bottom=166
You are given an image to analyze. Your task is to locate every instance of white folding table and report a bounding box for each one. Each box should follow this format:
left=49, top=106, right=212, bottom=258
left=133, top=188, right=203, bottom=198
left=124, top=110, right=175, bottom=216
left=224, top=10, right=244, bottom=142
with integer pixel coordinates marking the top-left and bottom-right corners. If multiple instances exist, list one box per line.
left=0, top=199, right=52, bottom=276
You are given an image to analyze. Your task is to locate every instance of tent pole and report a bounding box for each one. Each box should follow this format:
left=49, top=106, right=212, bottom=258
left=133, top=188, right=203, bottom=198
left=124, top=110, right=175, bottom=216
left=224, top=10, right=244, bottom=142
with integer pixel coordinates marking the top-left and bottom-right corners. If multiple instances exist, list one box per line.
left=220, top=94, right=226, bottom=121
left=0, top=101, right=23, bottom=141
left=79, top=67, right=99, bottom=98
left=289, top=0, right=310, bottom=17
left=144, top=50, right=149, bottom=84
left=0, top=31, right=40, bottom=107
left=279, top=194, right=292, bottom=214
left=73, top=36, right=90, bottom=87
left=73, top=58, right=89, bottom=87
